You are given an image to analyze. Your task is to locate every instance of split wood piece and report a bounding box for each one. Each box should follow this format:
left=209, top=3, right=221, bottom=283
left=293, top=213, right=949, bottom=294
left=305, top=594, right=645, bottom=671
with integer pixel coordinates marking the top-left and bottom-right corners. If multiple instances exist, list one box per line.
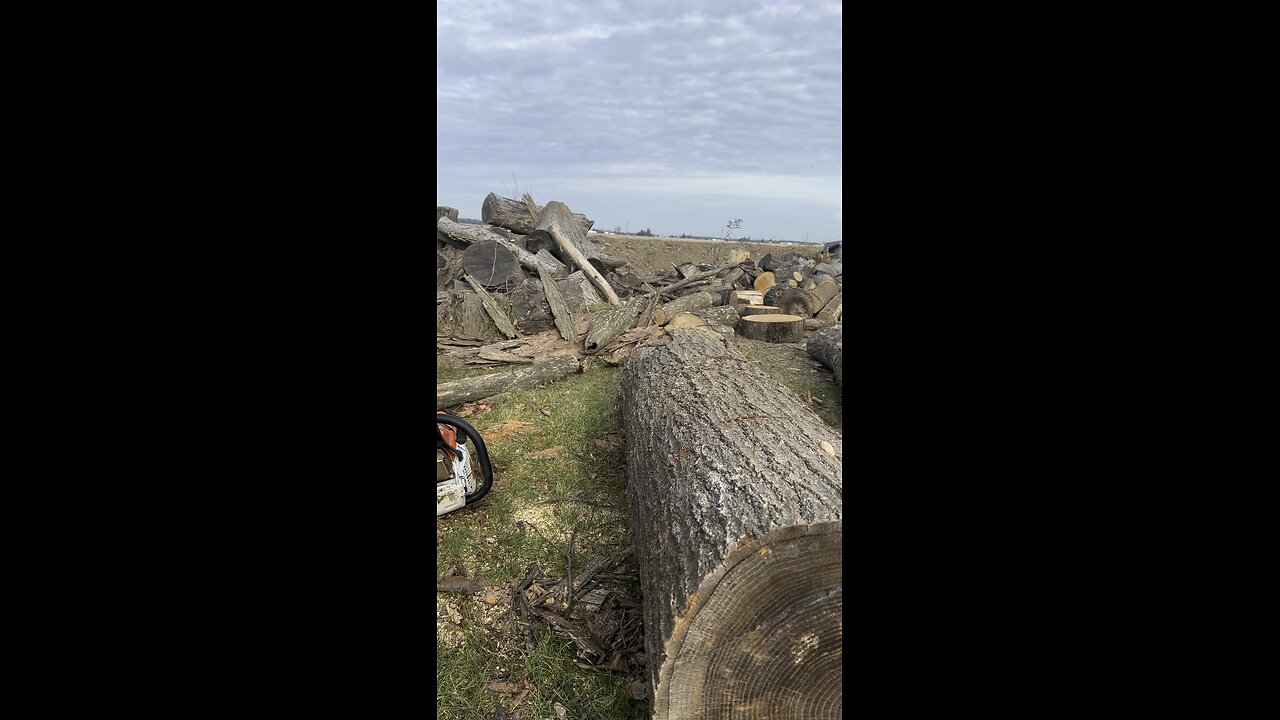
left=719, top=267, right=745, bottom=286
left=462, top=275, right=521, bottom=339
left=597, top=324, right=665, bottom=365
left=537, top=265, right=577, bottom=342
left=533, top=249, right=569, bottom=277
left=436, top=354, right=579, bottom=409
left=547, top=221, right=621, bottom=306
left=806, top=323, right=843, bottom=387
left=666, top=309, right=737, bottom=339
left=816, top=293, right=842, bottom=322
left=527, top=201, right=600, bottom=268
left=753, top=271, right=776, bottom=293
left=765, top=286, right=818, bottom=317
left=728, top=290, right=764, bottom=309
left=811, top=279, right=839, bottom=308
left=528, top=606, right=606, bottom=658
left=664, top=312, right=712, bottom=331
left=585, top=296, right=645, bottom=354
left=652, top=291, right=715, bottom=326
left=737, top=314, right=804, bottom=342
left=482, top=192, right=594, bottom=236
left=437, top=206, right=459, bottom=221
left=620, top=329, right=842, bottom=719
left=740, top=304, right=782, bottom=317
left=462, top=241, right=521, bottom=289
left=477, top=347, right=535, bottom=364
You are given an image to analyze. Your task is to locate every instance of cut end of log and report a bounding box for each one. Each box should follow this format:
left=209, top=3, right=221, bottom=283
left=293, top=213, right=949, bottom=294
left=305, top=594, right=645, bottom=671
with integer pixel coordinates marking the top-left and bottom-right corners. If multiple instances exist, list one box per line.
left=753, top=271, right=776, bottom=293
left=740, top=305, right=782, bottom=317
left=661, top=526, right=842, bottom=719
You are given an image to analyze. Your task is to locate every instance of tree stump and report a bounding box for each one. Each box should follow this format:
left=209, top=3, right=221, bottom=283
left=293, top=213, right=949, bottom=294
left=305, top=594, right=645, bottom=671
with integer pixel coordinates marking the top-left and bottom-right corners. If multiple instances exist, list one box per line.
left=620, top=329, right=842, bottom=720
left=740, top=305, right=782, bottom=317
left=737, top=314, right=804, bottom=342
left=806, top=323, right=842, bottom=387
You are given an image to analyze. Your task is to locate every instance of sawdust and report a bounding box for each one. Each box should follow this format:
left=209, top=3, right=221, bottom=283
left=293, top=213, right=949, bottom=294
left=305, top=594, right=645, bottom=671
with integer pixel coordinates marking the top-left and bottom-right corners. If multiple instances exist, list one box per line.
left=483, top=419, right=537, bottom=442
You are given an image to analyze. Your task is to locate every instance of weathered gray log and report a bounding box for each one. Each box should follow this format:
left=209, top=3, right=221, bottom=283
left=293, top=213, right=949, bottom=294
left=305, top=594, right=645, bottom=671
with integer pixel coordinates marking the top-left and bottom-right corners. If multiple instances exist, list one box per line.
left=527, top=202, right=600, bottom=272
left=737, top=314, right=804, bottom=342
left=765, top=286, right=817, bottom=317
left=482, top=192, right=593, bottom=235
left=620, top=329, right=842, bottom=719
left=548, top=220, right=621, bottom=306
left=806, top=323, right=842, bottom=387
left=813, top=261, right=842, bottom=277
left=462, top=275, right=521, bottom=339
left=816, top=293, right=842, bottom=322
left=437, top=354, right=579, bottom=409
left=436, top=291, right=502, bottom=341
left=584, top=296, right=645, bottom=354
left=693, top=304, right=739, bottom=327
left=462, top=241, right=521, bottom=289
left=437, top=216, right=509, bottom=247
left=504, top=278, right=554, bottom=334
left=810, top=279, right=839, bottom=309
left=757, top=253, right=778, bottom=271
left=589, top=253, right=628, bottom=277
left=652, top=291, right=716, bottom=326
left=740, top=304, right=782, bottom=317
left=437, top=206, right=459, bottom=221
left=533, top=249, right=568, bottom=277
left=556, top=271, right=604, bottom=313
left=537, top=265, right=576, bottom=342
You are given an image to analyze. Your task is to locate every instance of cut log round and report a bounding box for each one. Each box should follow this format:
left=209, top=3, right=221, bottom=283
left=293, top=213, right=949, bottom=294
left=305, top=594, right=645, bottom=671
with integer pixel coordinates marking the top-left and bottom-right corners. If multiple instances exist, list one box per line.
left=462, top=241, right=521, bottom=289
left=620, top=329, right=842, bottom=719
left=806, top=323, right=842, bottom=387
left=437, top=354, right=579, bottom=409
left=737, top=314, right=804, bottom=342
left=740, top=304, right=782, bottom=317
left=753, top=271, right=776, bottom=293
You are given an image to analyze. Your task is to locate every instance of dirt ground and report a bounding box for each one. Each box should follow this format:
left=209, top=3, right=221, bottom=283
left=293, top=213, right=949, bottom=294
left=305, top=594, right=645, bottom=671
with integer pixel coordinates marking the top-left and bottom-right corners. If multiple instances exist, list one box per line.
left=595, top=234, right=822, bottom=277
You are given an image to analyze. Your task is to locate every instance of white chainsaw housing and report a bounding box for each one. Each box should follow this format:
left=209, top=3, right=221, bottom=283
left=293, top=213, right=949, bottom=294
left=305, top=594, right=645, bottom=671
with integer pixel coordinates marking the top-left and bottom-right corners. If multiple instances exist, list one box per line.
left=436, top=443, right=475, bottom=517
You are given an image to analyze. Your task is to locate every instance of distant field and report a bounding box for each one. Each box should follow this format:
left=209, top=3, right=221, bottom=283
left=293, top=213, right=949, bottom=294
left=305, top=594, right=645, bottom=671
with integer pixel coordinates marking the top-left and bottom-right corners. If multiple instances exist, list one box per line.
left=592, top=233, right=822, bottom=277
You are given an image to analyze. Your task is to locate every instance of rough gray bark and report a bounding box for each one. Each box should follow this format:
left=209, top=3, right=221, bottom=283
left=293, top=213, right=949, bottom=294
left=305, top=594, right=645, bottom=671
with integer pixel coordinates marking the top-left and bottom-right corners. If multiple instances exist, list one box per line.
left=505, top=279, right=554, bottom=334
left=737, top=314, right=804, bottom=342
left=462, top=275, right=521, bottom=338
left=462, top=241, right=521, bottom=289
left=620, top=329, right=842, bottom=720
left=437, top=216, right=510, bottom=247
left=436, top=292, right=502, bottom=341
left=584, top=296, right=645, bottom=354
left=765, top=287, right=818, bottom=317
left=653, top=291, right=716, bottom=325
left=806, top=323, right=842, bottom=387
left=548, top=220, right=621, bottom=306
left=537, top=265, right=576, bottom=342
left=482, top=192, right=593, bottom=235
left=437, top=354, right=579, bottom=409
left=526, top=201, right=600, bottom=271
left=437, top=206, right=459, bottom=221
left=693, top=304, right=740, bottom=327
left=556, top=271, right=604, bottom=313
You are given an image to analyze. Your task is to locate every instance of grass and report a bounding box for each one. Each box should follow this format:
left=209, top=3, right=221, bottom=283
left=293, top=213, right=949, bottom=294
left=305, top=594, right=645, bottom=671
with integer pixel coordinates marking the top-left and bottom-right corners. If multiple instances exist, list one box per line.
left=436, top=336, right=840, bottom=719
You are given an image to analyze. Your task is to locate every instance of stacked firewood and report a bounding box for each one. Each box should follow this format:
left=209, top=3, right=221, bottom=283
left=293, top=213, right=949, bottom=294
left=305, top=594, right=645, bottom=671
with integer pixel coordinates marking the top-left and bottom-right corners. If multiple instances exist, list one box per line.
left=436, top=193, right=844, bottom=370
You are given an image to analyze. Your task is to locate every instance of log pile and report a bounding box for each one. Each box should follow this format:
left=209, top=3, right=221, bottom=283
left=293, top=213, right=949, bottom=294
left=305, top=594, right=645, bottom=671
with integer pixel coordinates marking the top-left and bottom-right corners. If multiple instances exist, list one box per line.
left=437, top=195, right=844, bottom=359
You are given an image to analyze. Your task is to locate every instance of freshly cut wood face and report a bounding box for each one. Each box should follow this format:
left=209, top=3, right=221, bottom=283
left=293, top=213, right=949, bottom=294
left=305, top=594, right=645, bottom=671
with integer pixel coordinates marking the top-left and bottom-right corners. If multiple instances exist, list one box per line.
left=743, top=314, right=800, bottom=323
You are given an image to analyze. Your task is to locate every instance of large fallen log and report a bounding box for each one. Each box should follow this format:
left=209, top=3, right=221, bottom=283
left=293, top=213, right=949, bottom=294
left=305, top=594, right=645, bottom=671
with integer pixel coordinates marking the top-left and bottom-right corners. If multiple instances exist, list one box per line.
left=806, top=323, right=843, bottom=387
left=436, top=354, right=579, bottom=409
left=482, top=192, right=593, bottom=236
left=439, top=217, right=563, bottom=278
left=620, top=329, right=842, bottom=719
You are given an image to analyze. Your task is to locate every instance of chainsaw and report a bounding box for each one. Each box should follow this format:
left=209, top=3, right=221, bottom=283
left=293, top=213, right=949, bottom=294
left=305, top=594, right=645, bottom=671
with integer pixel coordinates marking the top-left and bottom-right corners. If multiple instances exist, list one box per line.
left=436, top=412, right=494, bottom=517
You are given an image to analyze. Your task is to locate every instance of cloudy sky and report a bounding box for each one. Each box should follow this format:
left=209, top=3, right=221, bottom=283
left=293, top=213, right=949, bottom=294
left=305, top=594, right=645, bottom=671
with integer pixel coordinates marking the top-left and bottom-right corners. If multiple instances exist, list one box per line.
left=436, top=0, right=842, bottom=243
